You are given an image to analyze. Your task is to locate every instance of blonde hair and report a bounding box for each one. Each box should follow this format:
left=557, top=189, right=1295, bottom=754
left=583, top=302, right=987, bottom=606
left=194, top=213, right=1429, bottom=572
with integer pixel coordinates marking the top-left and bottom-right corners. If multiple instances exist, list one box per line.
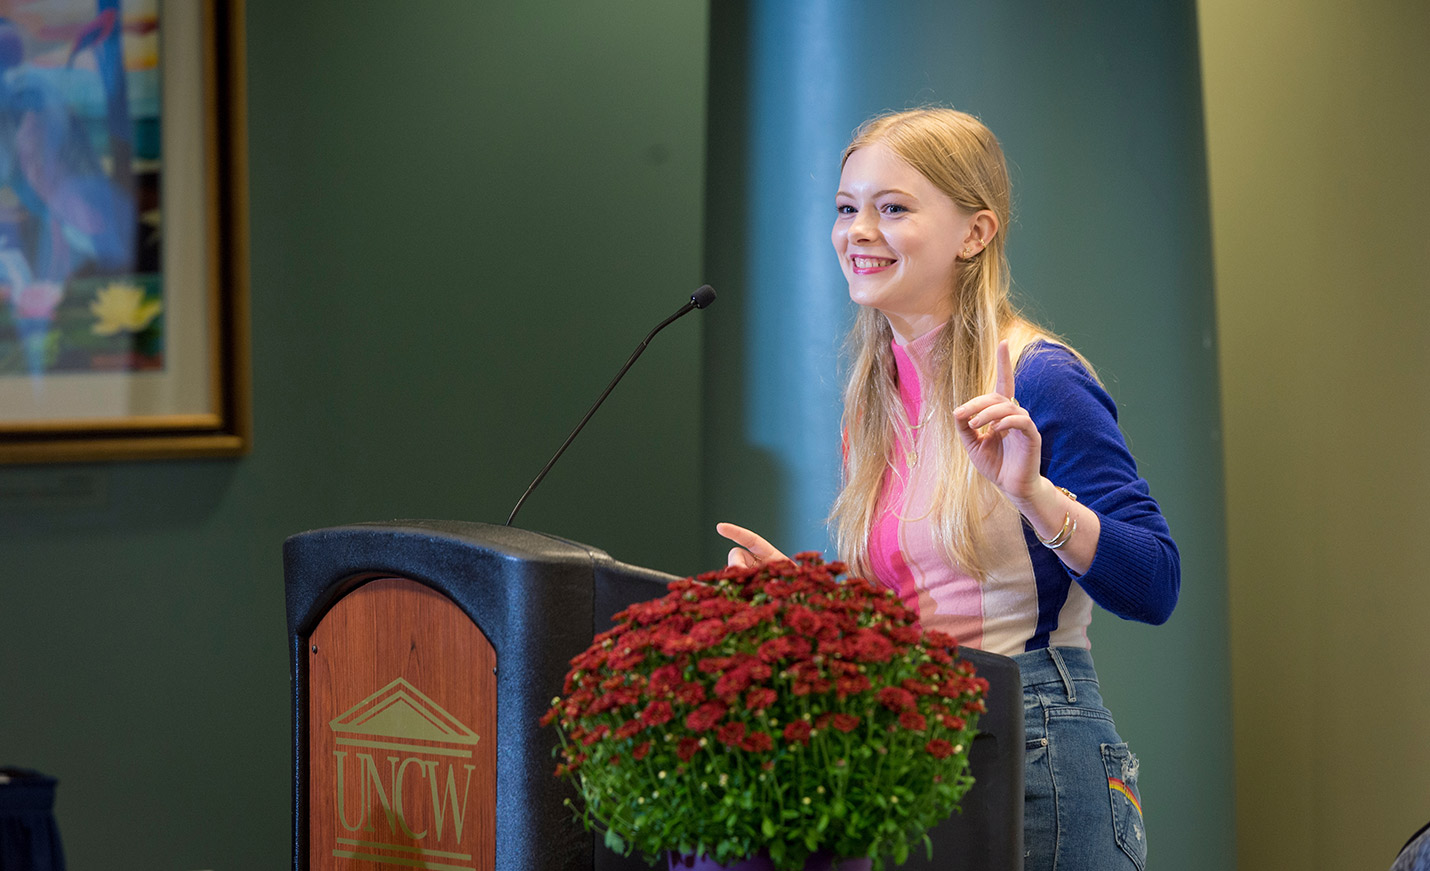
left=828, top=108, right=1088, bottom=580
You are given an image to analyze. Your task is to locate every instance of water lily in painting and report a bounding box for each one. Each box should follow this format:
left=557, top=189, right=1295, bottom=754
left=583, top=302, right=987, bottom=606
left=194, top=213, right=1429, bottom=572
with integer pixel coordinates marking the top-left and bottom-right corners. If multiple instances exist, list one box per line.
left=90, top=282, right=162, bottom=336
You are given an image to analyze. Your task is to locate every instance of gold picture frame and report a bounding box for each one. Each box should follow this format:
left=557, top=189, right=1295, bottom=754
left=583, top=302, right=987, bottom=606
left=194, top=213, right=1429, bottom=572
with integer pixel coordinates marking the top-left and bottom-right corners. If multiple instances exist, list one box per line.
left=0, top=0, right=249, bottom=464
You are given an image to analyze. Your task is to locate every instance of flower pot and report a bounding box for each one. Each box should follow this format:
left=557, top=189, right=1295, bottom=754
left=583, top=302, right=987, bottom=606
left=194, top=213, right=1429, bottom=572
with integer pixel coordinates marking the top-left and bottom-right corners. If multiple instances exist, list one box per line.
left=669, top=851, right=871, bottom=871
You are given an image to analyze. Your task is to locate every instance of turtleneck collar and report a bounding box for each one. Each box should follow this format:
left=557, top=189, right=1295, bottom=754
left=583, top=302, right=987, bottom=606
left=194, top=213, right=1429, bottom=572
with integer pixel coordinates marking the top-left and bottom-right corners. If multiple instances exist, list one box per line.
left=889, top=323, right=945, bottom=423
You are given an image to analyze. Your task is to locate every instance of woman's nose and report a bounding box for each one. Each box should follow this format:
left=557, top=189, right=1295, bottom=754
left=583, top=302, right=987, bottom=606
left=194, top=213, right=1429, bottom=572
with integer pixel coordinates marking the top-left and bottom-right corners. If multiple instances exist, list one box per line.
left=849, top=208, right=880, bottom=242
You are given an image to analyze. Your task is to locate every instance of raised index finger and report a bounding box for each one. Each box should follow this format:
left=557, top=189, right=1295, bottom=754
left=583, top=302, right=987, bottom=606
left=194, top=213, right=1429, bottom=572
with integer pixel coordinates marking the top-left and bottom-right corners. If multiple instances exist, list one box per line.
left=716, top=522, right=778, bottom=560
left=995, top=339, right=1015, bottom=401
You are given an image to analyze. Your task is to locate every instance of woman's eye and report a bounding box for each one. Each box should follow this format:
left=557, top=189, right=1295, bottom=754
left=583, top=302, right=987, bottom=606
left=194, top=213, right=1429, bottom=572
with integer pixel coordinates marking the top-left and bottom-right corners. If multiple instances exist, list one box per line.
left=836, top=204, right=856, bottom=215
left=881, top=203, right=908, bottom=215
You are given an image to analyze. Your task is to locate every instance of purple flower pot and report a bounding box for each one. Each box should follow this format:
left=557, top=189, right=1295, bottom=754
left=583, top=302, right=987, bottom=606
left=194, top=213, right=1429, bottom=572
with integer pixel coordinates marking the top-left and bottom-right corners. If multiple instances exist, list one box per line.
left=669, top=852, right=871, bottom=871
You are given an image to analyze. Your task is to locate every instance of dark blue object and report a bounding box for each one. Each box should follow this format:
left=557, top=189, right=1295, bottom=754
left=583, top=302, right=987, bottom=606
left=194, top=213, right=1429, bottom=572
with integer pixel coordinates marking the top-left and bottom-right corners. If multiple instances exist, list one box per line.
left=1393, top=819, right=1430, bottom=871
left=0, top=768, right=66, bottom=871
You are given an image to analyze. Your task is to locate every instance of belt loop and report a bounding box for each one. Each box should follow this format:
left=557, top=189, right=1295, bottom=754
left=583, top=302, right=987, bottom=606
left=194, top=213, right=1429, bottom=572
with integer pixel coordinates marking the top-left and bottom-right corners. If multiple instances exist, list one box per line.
left=1048, top=647, right=1076, bottom=703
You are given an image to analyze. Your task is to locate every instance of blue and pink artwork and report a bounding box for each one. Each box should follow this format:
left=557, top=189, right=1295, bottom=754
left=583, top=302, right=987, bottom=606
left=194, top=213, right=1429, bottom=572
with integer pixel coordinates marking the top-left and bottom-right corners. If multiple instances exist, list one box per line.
left=0, top=0, right=161, bottom=381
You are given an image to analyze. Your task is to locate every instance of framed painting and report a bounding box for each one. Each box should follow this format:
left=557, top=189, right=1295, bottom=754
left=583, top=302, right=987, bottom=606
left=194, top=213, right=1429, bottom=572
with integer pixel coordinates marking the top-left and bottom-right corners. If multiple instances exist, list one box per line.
left=0, top=0, right=248, bottom=464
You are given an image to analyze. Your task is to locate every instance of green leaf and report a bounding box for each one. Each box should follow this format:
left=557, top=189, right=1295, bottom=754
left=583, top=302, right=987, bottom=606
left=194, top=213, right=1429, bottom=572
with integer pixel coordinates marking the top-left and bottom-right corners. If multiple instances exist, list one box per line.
left=604, top=828, right=626, bottom=853
left=762, top=817, right=777, bottom=838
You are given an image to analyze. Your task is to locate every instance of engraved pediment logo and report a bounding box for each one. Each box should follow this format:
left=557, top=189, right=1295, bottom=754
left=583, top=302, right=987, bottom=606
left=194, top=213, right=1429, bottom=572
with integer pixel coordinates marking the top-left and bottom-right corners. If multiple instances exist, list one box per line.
left=330, top=677, right=479, bottom=746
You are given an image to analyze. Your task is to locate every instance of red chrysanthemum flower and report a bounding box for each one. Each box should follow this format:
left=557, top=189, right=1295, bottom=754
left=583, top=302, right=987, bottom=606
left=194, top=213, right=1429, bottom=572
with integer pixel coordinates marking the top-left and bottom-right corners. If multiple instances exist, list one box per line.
left=639, top=700, right=673, bottom=727
left=877, top=686, right=916, bottom=712
left=592, top=624, right=627, bottom=645
left=835, top=674, right=871, bottom=699
left=923, top=629, right=958, bottom=649
left=659, top=634, right=701, bottom=656
left=697, top=597, right=739, bottom=619
left=785, top=604, right=823, bottom=636
left=741, top=730, right=773, bottom=753
left=886, top=624, right=921, bottom=645
left=714, top=667, right=753, bottom=699
left=626, top=598, right=678, bottom=625
left=685, top=701, right=727, bottom=733
left=676, top=737, right=701, bottom=762
left=673, top=681, right=707, bottom=706
left=901, top=678, right=936, bottom=696
left=898, top=711, right=927, bottom=732
left=697, top=655, right=734, bottom=674
left=608, top=650, right=645, bottom=670
left=581, top=723, right=610, bottom=746
left=649, top=663, right=682, bottom=695
left=782, top=719, right=812, bottom=745
left=745, top=687, right=777, bottom=711
left=725, top=603, right=773, bottom=632
left=851, top=629, right=895, bottom=663
left=925, top=738, right=954, bottom=759
left=716, top=721, right=747, bottom=747
left=690, top=618, right=729, bottom=648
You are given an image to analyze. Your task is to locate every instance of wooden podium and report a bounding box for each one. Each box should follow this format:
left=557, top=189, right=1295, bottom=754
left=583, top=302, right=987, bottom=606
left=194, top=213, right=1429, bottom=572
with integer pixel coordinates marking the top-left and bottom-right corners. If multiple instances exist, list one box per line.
left=284, top=521, right=1023, bottom=871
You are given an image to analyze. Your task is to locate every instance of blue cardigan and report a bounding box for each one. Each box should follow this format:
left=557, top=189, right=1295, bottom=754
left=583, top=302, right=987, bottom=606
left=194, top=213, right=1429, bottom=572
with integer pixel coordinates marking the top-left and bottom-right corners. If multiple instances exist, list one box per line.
left=1015, top=342, right=1180, bottom=648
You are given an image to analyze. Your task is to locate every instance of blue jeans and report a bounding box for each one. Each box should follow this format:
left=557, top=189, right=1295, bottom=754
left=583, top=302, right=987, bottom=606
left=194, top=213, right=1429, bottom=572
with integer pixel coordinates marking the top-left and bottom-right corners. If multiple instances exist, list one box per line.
left=1012, top=647, right=1147, bottom=871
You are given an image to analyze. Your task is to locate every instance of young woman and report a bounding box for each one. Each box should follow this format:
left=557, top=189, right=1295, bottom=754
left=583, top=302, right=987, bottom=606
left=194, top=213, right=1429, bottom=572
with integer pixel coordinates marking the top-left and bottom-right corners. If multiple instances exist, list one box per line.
left=719, top=108, right=1179, bottom=871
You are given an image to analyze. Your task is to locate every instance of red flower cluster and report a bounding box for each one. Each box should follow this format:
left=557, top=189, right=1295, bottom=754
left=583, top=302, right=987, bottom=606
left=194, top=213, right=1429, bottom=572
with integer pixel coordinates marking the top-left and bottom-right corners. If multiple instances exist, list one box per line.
left=544, top=553, right=986, bottom=779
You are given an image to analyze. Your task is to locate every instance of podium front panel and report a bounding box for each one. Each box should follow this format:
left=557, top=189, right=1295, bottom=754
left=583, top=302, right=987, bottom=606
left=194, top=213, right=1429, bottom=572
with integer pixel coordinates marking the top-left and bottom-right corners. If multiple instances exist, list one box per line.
left=307, top=577, right=497, bottom=871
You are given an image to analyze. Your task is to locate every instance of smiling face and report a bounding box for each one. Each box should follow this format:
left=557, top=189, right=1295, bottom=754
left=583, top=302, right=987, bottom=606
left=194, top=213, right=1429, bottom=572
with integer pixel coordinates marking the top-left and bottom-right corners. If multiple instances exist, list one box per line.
left=832, top=143, right=987, bottom=343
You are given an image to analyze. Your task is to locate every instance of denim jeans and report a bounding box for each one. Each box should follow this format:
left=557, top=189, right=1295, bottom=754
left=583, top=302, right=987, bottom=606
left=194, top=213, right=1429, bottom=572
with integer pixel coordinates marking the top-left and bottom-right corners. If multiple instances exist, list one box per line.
left=1012, top=647, right=1147, bottom=871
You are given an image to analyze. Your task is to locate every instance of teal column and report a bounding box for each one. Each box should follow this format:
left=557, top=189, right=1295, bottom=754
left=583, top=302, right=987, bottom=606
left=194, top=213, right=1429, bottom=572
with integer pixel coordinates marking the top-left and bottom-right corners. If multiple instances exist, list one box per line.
left=701, top=2, right=854, bottom=562
left=702, top=3, right=1233, bottom=869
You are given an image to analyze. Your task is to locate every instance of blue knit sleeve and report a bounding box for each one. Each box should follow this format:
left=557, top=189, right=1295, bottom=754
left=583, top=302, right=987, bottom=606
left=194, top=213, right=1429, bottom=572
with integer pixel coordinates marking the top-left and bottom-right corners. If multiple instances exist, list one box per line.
left=1014, top=343, right=1180, bottom=625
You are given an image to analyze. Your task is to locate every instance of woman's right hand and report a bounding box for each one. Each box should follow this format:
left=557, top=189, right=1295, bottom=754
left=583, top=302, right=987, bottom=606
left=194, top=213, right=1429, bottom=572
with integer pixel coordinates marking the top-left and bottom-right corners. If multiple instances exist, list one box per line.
left=715, top=522, right=789, bottom=568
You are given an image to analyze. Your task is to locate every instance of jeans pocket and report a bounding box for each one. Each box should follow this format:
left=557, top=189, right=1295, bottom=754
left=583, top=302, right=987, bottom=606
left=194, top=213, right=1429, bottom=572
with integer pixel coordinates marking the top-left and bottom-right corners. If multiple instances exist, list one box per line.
left=1101, top=742, right=1147, bottom=870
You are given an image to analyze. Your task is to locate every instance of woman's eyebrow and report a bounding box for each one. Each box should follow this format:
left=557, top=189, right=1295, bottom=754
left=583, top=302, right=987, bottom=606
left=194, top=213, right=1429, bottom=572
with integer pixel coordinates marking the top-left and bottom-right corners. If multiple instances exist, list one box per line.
left=835, top=187, right=916, bottom=199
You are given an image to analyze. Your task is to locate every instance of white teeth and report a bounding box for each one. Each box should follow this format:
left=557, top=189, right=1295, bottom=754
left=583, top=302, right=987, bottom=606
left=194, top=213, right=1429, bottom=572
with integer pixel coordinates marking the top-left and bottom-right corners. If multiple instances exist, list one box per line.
left=854, top=257, right=894, bottom=268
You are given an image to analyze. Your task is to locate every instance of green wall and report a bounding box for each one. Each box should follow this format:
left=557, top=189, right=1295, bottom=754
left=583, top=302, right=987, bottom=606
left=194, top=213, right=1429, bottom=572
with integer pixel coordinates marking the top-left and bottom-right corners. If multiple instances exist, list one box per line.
left=1199, top=0, right=1430, bottom=867
left=0, top=3, right=709, bottom=868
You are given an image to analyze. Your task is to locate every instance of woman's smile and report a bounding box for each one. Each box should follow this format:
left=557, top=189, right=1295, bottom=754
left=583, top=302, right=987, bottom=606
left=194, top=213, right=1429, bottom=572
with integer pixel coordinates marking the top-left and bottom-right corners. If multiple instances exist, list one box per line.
left=850, top=255, right=897, bottom=273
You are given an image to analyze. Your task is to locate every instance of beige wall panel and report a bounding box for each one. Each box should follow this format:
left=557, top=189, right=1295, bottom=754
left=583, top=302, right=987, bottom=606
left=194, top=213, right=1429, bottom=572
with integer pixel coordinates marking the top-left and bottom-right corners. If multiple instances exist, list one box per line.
left=1198, top=0, right=1430, bottom=867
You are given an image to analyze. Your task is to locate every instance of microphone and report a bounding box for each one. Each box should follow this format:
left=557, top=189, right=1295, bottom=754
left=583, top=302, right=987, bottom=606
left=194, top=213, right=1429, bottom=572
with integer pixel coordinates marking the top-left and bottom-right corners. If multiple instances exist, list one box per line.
left=505, top=285, right=716, bottom=527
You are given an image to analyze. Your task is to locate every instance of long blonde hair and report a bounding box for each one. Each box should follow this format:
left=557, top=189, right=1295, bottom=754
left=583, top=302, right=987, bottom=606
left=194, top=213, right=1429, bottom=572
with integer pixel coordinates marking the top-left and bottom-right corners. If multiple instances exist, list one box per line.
left=829, top=108, right=1086, bottom=580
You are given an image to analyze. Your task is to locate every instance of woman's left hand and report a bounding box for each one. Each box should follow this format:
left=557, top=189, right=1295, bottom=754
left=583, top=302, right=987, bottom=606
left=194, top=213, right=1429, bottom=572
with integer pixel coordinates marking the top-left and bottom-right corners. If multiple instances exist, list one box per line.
left=953, top=340, right=1043, bottom=503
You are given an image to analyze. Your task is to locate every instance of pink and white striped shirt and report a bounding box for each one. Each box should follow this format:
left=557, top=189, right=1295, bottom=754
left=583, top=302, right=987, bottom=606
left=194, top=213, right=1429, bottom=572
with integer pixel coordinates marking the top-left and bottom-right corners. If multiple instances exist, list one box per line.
left=867, top=329, right=1096, bottom=656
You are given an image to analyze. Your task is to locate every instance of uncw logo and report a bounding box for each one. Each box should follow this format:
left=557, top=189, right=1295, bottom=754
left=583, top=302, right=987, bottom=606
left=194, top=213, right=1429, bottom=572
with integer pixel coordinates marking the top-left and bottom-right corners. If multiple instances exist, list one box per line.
left=329, top=678, right=480, bottom=870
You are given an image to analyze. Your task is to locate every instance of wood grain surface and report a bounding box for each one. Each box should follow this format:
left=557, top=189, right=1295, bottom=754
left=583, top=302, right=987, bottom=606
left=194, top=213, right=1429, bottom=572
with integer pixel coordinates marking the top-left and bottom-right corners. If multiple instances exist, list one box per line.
left=308, top=577, right=496, bottom=871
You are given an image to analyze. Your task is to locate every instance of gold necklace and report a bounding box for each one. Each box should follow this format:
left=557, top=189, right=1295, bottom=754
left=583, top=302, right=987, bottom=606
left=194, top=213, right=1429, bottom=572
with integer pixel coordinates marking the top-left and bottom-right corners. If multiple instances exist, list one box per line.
left=904, top=418, right=926, bottom=468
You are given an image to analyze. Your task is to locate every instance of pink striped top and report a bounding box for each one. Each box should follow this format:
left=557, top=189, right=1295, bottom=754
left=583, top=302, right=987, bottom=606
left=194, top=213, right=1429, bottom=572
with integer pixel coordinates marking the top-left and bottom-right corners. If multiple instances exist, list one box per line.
left=866, top=328, right=1094, bottom=656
